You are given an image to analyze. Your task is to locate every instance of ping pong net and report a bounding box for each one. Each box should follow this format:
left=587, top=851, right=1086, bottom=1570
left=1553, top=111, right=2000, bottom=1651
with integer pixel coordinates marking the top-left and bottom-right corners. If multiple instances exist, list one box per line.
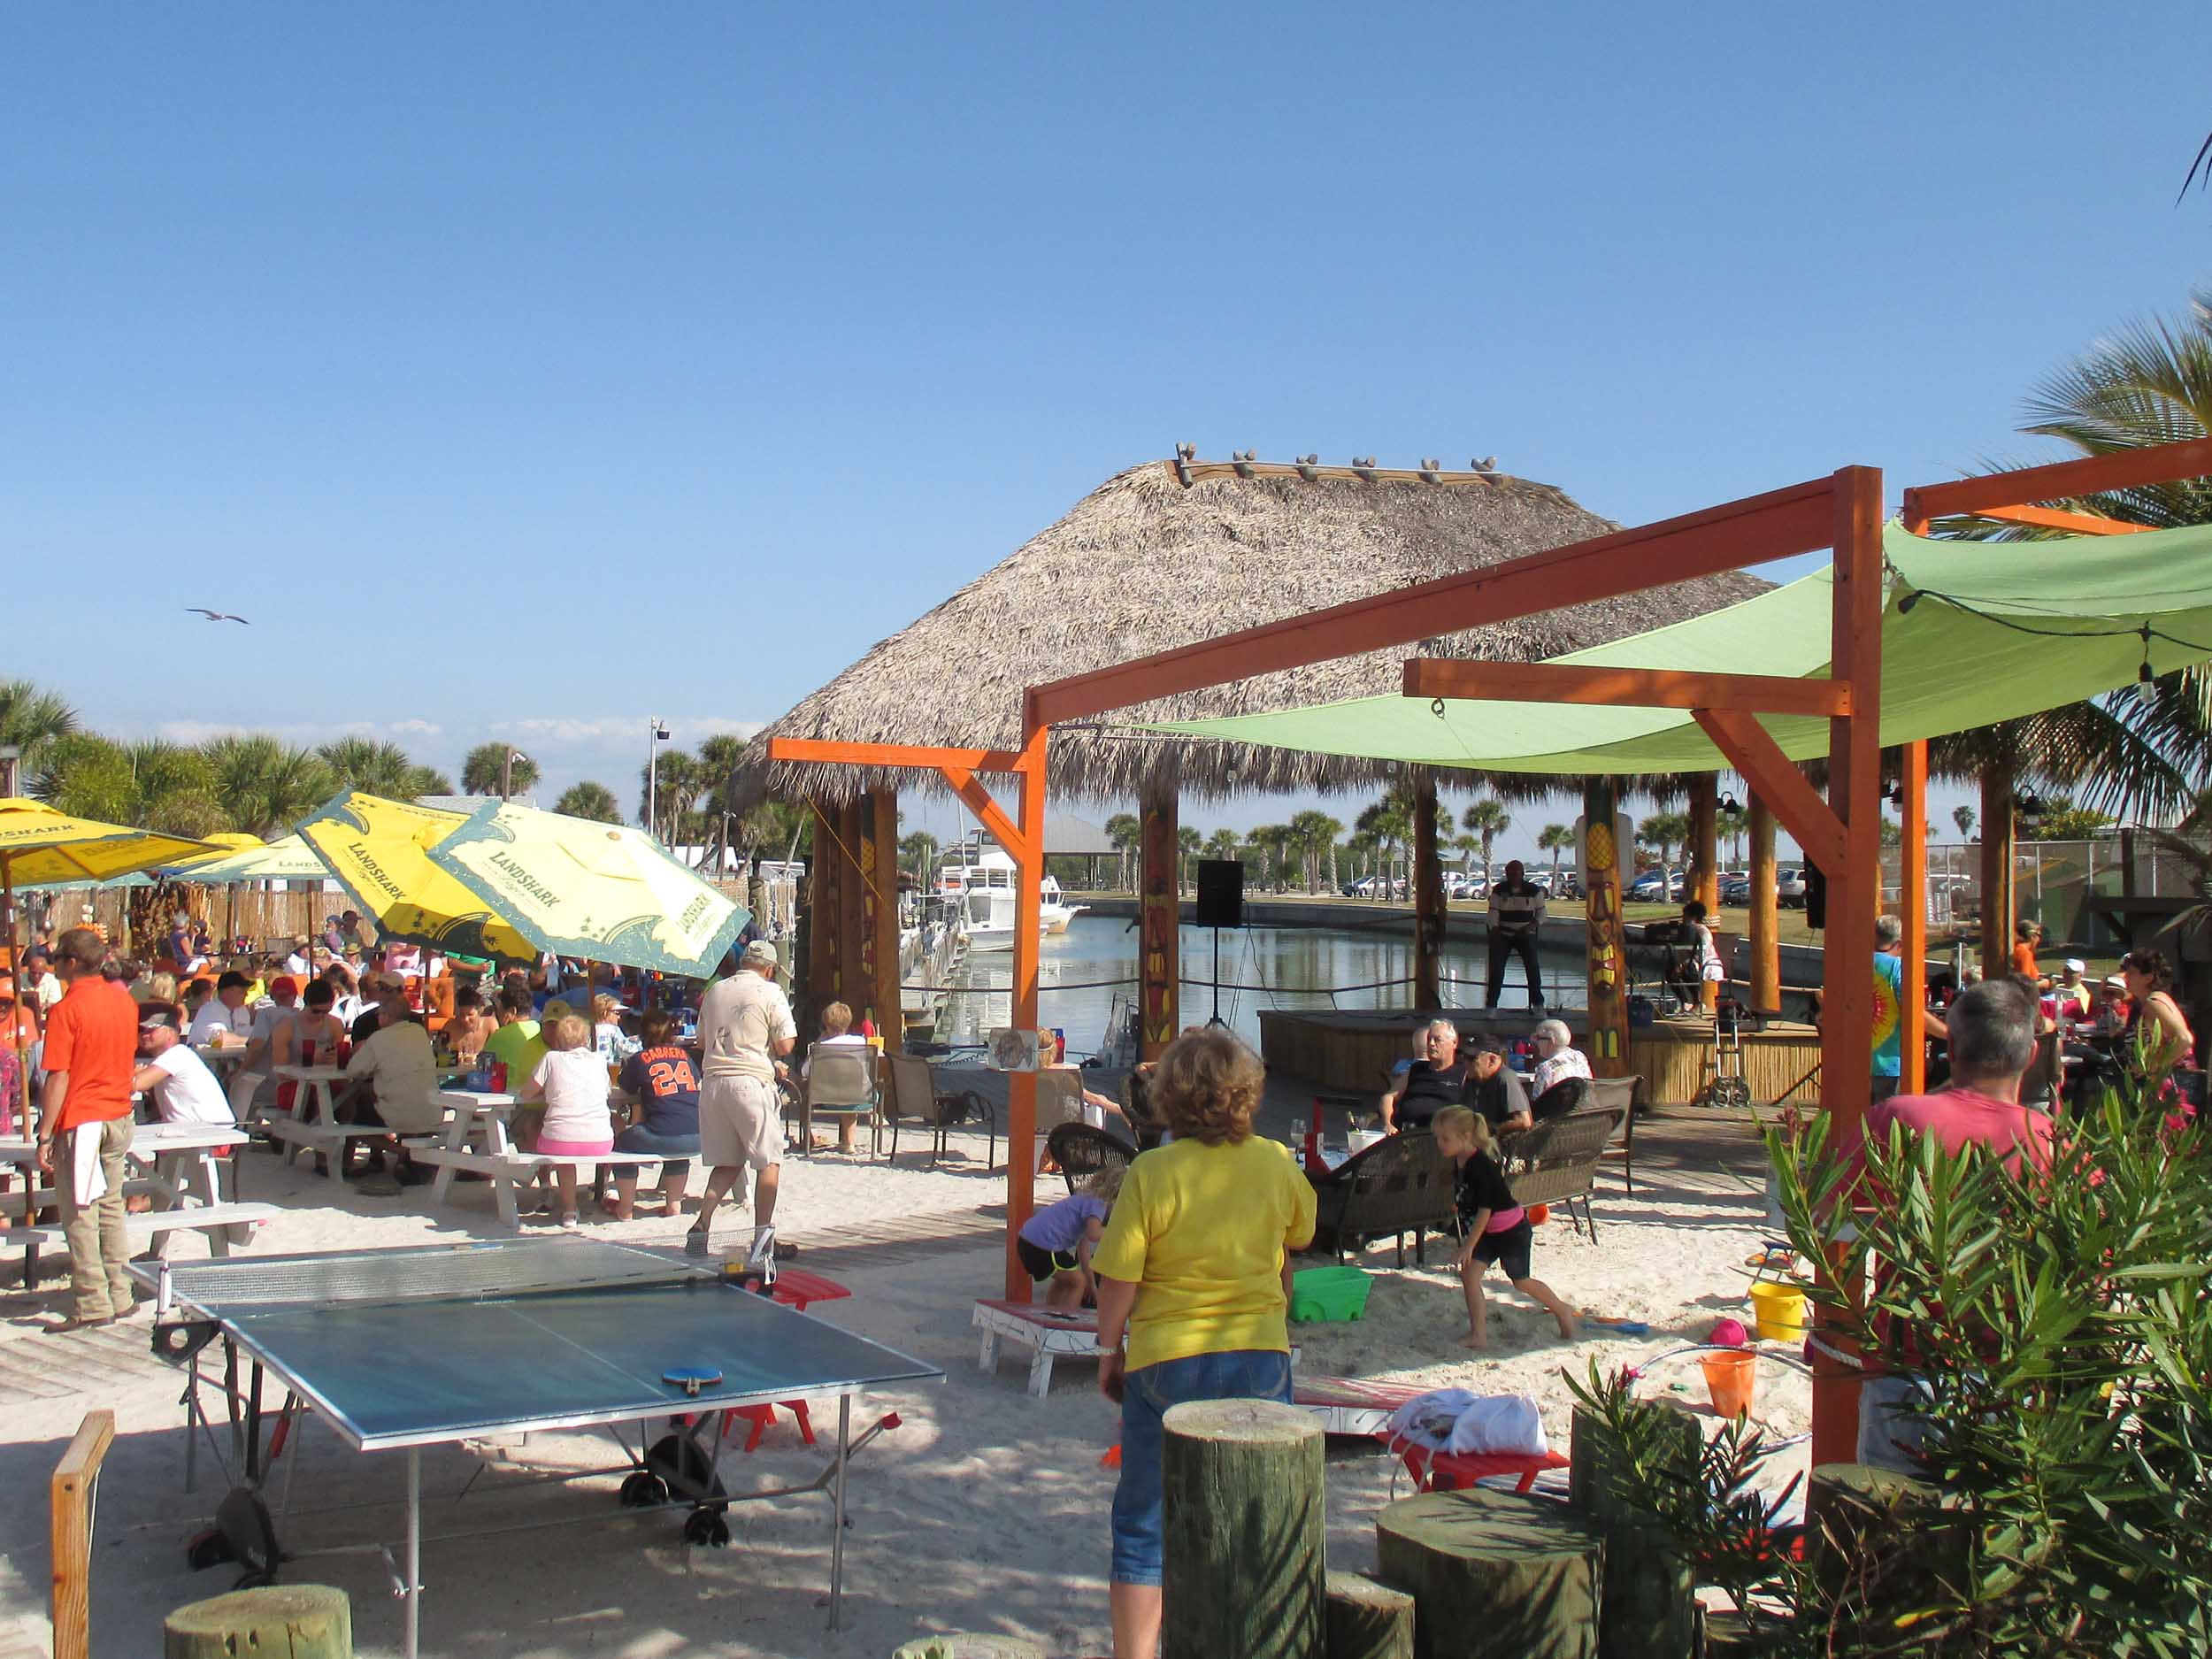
left=154, top=1239, right=718, bottom=1314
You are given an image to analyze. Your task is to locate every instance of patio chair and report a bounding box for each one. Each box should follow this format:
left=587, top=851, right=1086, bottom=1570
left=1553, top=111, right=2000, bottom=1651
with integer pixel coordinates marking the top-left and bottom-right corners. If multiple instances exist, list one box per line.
left=1585, top=1073, right=1644, bottom=1192
left=1493, top=1105, right=1625, bottom=1240
left=1045, top=1122, right=1137, bottom=1194
left=798, top=1043, right=879, bottom=1155
left=1307, top=1130, right=1459, bottom=1265
left=883, top=1051, right=997, bottom=1169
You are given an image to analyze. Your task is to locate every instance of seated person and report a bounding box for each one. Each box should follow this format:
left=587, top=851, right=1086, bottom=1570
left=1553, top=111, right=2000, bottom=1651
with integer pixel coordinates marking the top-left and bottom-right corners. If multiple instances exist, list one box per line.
left=1467, top=1041, right=1533, bottom=1131
left=1379, top=1019, right=1471, bottom=1132
left=799, top=1000, right=874, bottom=1154
left=349, top=972, right=412, bottom=1048
left=133, top=1006, right=236, bottom=1125
left=271, top=979, right=347, bottom=1113
left=1528, top=1018, right=1594, bottom=1118
left=445, top=985, right=497, bottom=1063
left=336, top=999, right=443, bottom=1183
left=592, top=992, right=640, bottom=1067
left=228, top=974, right=301, bottom=1118
left=483, top=985, right=548, bottom=1087
left=186, top=972, right=255, bottom=1045
left=614, top=1010, right=703, bottom=1217
left=519, top=1013, right=618, bottom=1230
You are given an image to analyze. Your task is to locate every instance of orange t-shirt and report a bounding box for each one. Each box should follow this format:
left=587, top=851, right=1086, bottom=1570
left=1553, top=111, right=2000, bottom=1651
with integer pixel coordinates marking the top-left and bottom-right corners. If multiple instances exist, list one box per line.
left=2012, top=942, right=2039, bottom=979
left=41, top=977, right=140, bottom=1133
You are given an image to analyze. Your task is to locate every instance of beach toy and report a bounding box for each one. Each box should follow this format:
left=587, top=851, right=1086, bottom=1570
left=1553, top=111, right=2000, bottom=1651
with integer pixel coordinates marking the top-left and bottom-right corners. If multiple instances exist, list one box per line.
left=1748, top=1280, right=1809, bottom=1342
left=1699, top=1350, right=1758, bottom=1418
left=1707, top=1317, right=1750, bottom=1348
left=1289, top=1265, right=1372, bottom=1324
left=1588, top=1317, right=1650, bottom=1337
left=1527, top=1203, right=1551, bottom=1226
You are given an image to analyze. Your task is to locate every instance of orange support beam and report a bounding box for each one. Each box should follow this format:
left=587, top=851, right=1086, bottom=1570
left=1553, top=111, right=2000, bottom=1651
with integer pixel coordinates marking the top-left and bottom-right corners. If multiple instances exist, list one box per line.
left=1900, top=741, right=1928, bottom=1092
left=1900, top=434, right=2212, bottom=526
left=1402, top=660, right=1851, bottom=717
left=1966, top=504, right=2151, bottom=536
left=1691, top=710, right=1847, bottom=876
left=1033, top=479, right=1839, bottom=726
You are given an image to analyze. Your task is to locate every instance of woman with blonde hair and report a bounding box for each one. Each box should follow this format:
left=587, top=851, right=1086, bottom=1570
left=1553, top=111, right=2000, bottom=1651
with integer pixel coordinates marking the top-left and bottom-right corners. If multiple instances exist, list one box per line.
left=1090, top=1030, right=1317, bottom=1659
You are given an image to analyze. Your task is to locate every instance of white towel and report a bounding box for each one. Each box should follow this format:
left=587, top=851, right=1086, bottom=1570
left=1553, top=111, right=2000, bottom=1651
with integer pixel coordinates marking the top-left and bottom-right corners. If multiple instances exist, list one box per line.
left=68, top=1125, right=107, bottom=1208
left=1386, top=1388, right=1549, bottom=1457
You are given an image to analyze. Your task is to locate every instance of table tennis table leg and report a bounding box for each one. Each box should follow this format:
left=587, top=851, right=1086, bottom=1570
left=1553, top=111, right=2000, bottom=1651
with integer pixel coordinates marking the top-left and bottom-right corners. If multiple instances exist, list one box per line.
left=403, top=1448, right=422, bottom=1659
left=828, top=1396, right=849, bottom=1631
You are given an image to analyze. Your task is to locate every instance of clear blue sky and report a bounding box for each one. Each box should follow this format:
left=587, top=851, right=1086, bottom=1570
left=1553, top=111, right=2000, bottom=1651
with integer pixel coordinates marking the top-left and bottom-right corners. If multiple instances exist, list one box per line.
left=4, top=4, right=2205, bottom=855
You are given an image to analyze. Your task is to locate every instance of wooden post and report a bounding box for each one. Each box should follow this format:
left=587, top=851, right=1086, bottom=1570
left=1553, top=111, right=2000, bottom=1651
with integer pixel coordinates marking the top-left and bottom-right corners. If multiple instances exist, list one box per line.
left=1162, top=1399, right=1325, bottom=1659
left=1747, top=794, right=1779, bottom=1014
left=1411, top=767, right=1444, bottom=1010
left=1138, top=786, right=1180, bottom=1059
left=1979, top=765, right=2014, bottom=977
left=1581, top=779, right=1629, bottom=1079
left=1004, top=719, right=1047, bottom=1298
left=1323, top=1571, right=1415, bottom=1659
left=838, top=798, right=869, bottom=1013
left=863, top=790, right=902, bottom=1052
left=1803, top=1463, right=1968, bottom=1643
left=1376, top=1487, right=1604, bottom=1659
left=1688, top=776, right=1719, bottom=1010
left=51, top=1409, right=113, bottom=1659
left=807, top=804, right=839, bottom=1016
left=1568, top=1402, right=1702, bottom=1659
left=164, top=1586, right=352, bottom=1658
left=1899, top=741, right=1928, bottom=1092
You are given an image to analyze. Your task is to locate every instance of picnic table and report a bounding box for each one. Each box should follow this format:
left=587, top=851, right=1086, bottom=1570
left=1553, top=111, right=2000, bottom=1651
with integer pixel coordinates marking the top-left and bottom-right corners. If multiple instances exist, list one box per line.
left=405, top=1087, right=664, bottom=1227
left=262, top=1064, right=387, bottom=1172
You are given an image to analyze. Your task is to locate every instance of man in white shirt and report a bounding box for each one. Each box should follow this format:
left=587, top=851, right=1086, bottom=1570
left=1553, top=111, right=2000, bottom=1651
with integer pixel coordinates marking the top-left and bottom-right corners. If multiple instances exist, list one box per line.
left=688, top=941, right=796, bottom=1265
left=132, top=1008, right=236, bottom=1126
left=282, top=936, right=311, bottom=977
left=186, top=972, right=255, bottom=1046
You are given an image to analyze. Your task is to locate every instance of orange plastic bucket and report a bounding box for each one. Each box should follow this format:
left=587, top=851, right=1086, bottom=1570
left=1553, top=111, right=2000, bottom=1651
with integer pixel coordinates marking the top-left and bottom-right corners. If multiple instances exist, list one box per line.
left=1700, top=1351, right=1758, bottom=1418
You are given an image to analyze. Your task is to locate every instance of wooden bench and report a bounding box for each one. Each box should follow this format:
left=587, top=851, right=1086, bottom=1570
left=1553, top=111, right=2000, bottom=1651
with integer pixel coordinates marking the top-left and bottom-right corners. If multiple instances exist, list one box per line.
left=15, top=1202, right=278, bottom=1288
left=404, top=1147, right=664, bottom=1228
left=973, top=1299, right=1108, bottom=1397
left=260, top=1116, right=392, bottom=1171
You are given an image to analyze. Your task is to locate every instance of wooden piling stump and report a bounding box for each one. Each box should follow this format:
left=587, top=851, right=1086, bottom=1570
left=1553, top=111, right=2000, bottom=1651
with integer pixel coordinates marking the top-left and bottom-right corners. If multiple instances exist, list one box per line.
left=1325, top=1570, right=1415, bottom=1659
left=890, top=1637, right=1047, bottom=1659
left=1376, top=1486, right=1603, bottom=1659
left=164, top=1585, right=352, bottom=1658
left=1162, top=1398, right=1325, bottom=1659
left=1568, top=1401, right=1702, bottom=1659
left=1805, top=1462, right=1969, bottom=1627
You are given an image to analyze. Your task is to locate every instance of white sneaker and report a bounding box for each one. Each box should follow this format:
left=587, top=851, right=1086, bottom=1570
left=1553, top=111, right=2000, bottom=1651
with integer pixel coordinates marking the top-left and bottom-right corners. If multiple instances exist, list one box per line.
left=744, top=1226, right=777, bottom=1288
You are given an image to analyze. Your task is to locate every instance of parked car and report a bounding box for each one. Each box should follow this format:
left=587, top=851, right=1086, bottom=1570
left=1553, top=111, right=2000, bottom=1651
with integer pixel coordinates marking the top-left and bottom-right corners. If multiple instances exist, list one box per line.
left=1627, top=869, right=1671, bottom=902
left=1776, top=866, right=1808, bottom=908
left=1719, top=873, right=1751, bottom=905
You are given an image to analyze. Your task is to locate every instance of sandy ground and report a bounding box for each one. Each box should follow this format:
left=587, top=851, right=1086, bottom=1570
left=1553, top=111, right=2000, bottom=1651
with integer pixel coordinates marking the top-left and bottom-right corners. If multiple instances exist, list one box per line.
left=0, top=1110, right=1808, bottom=1658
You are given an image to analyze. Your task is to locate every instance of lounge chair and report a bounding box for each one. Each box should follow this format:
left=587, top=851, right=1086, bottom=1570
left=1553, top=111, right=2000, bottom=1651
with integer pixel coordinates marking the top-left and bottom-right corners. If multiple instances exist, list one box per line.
left=1045, top=1122, right=1136, bottom=1194
left=882, top=1052, right=997, bottom=1169
left=1307, top=1130, right=1458, bottom=1265
left=1493, top=1105, right=1625, bottom=1240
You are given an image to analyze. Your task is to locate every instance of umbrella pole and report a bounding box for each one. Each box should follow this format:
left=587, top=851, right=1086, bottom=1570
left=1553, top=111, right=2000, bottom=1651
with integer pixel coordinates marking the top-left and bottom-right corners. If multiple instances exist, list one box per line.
left=3, top=857, right=24, bottom=1131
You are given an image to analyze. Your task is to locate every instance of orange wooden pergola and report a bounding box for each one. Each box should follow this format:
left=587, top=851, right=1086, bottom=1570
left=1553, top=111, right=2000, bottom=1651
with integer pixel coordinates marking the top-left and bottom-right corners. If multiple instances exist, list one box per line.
left=770, top=434, right=2212, bottom=1471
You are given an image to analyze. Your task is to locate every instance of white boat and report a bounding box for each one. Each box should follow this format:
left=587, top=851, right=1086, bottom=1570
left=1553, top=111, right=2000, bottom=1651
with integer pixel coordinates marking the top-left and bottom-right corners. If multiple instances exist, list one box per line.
left=936, top=841, right=1086, bottom=949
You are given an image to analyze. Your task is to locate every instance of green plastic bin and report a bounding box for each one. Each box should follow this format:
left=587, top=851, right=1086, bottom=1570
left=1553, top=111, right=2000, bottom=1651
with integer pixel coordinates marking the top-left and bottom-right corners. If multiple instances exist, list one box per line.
left=1290, top=1265, right=1372, bottom=1324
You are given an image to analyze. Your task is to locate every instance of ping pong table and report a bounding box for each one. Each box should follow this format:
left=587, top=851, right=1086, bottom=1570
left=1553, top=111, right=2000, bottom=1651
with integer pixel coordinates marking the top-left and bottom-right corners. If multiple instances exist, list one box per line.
left=137, top=1238, right=942, bottom=1655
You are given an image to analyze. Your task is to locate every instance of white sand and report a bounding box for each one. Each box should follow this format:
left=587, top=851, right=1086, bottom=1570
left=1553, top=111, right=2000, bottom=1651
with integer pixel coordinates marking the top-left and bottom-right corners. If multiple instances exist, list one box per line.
left=0, top=1121, right=1807, bottom=1657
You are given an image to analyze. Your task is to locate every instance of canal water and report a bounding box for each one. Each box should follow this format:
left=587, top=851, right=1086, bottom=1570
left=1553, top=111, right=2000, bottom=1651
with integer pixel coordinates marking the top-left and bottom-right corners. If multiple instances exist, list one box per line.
left=932, top=913, right=1586, bottom=1060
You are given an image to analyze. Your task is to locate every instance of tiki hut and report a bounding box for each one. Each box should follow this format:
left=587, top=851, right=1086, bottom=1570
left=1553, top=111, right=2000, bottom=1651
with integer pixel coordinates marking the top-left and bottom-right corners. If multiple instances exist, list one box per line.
left=733, top=455, right=1768, bottom=809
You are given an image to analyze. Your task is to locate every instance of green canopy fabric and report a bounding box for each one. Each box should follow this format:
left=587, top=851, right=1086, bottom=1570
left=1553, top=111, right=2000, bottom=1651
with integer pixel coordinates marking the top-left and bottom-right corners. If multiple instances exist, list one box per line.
left=1145, top=521, right=2212, bottom=772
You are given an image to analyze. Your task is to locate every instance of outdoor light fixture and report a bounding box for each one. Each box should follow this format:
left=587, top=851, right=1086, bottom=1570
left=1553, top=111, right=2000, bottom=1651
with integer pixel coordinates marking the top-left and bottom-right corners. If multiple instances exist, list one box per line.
left=647, top=719, right=674, bottom=841
left=2137, top=626, right=2159, bottom=706
left=1896, top=588, right=1922, bottom=614
left=1718, top=792, right=1740, bottom=814
left=0, top=743, right=18, bottom=798
left=2018, top=794, right=2047, bottom=833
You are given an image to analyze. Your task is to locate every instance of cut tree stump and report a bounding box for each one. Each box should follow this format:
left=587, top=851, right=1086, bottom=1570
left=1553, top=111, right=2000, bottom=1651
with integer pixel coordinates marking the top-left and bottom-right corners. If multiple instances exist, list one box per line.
left=1805, top=1462, right=1970, bottom=1636
left=890, top=1637, right=1047, bottom=1659
left=1568, top=1400, right=1700, bottom=1525
left=1568, top=1401, right=1702, bottom=1659
left=1325, top=1570, right=1415, bottom=1659
left=1162, top=1398, right=1325, bottom=1659
left=1376, top=1487, right=1603, bottom=1659
left=164, top=1585, right=351, bottom=1658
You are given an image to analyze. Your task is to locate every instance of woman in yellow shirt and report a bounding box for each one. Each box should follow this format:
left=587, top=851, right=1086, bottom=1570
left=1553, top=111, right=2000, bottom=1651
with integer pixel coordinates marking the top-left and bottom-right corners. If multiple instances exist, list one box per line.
left=1091, top=1029, right=1317, bottom=1659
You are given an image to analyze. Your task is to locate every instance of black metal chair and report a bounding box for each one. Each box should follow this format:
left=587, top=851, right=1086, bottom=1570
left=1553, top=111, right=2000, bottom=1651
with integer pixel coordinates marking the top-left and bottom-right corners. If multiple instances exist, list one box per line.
left=1045, top=1122, right=1138, bottom=1194
left=883, top=1052, right=998, bottom=1169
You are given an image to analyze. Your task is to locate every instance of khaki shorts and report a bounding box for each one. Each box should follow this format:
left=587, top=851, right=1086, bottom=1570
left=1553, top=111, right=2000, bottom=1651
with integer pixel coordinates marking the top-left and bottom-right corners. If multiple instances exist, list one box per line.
left=698, top=1074, right=782, bottom=1171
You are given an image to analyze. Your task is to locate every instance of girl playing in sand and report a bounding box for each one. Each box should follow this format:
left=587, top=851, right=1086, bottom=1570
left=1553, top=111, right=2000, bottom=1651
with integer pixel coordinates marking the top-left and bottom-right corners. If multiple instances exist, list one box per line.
left=1431, top=1105, right=1577, bottom=1348
left=1016, top=1167, right=1123, bottom=1308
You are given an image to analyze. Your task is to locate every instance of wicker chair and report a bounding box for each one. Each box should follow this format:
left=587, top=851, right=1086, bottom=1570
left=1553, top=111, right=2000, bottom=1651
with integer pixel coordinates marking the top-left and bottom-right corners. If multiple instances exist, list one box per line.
left=1585, top=1073, right=1645, bottom=1192
left=1307, top=1130, right=1459, bottom=1265
left=882, top=1052, right=997, bottom=1169
left=1494, top=1106, right=1625, bottom=1239
left=1045, top=1122, right=1138, bottom=1194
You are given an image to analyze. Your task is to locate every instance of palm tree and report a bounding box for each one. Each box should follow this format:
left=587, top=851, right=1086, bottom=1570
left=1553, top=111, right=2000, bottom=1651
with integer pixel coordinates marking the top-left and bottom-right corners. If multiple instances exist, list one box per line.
left=1355, top=790, right=1413, bottom=898
left=462, top=742, right=538, bottom=799
left=900, top=830, right=940, bottom=887
left=1451, top=832, right=1481, bottom=872
left=1537, top=822, right=1577, bottom=885
left=1461, top=798, right=1510, bottom=874
left=0, top=679, right=78, bottom=782
left=1105, top=812, right=1141, bottom=893
left=694, top=733, right=751, bottom=875
left=639, top=750, right=704, bottom=850
left=1953, top=803, right=1977, bottom=840
left=319, top=737, right=423, bottom=799
left=128, top=740, right=225, bottom=837
left=555, top=781, right=623, bottom=823
left=1177, top=825, right=1202, bottom=895
left=1202, top=827, right=1242, bottom=866
left=1286, top=810, right=1342, bottom=894
left=202, top=735, right=334, bottom=837
left=35, top=733, right=137, bottom=823
left=1244, top=825, right=1292, bottom=892
left=1638, top=810, right=1690, bottom=869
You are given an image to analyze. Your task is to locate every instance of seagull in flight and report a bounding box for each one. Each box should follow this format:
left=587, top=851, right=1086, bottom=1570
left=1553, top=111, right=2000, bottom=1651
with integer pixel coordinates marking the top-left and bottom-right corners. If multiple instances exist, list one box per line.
left=186, top=608, right=250, bottom=625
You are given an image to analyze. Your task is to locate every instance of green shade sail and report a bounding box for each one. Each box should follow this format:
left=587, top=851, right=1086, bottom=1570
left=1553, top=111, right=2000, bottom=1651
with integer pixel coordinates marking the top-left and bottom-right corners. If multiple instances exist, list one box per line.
left=1144, top=522, right=2212, bottom=772
left=426, top=800, right=751, bottom=979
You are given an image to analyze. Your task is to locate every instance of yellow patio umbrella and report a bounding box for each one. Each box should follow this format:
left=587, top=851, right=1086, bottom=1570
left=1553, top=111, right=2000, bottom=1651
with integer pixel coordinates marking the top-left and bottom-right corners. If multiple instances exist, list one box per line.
left=0, top=798, right=224, bottom=1115
left=295, top=791, right=538, bottom=969
left=161, top=833, right=334, bottom=948
left=426, top=799, right=751, bottom=978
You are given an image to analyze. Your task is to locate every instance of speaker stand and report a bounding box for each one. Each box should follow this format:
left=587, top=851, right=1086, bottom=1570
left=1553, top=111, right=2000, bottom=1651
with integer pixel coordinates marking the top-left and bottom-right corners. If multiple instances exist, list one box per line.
left=1207, top=926, right=1227, bottom=1028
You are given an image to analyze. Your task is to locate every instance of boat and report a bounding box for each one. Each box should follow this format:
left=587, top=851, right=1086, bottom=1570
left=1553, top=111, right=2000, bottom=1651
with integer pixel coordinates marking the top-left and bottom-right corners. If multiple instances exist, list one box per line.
left=935, top=839, right=1086, bottom=949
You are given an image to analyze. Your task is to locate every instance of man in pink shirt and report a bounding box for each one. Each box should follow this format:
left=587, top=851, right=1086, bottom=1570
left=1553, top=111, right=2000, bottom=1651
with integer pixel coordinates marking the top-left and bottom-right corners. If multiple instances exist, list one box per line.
left=1844, top=976, right=2054, bottom=1470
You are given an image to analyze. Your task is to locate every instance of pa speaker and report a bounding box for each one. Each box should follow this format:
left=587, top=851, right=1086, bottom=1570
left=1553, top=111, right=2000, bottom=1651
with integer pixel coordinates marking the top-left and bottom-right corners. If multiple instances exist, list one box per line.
left=1195, top=859, right=1245, bottom=928
left=1804, top=860, right=1827, bottom=931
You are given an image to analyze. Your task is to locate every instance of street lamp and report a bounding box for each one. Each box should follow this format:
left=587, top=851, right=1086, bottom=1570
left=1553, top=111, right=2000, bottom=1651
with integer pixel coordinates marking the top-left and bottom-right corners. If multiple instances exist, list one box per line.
left=646, top=718, right=672, bottom=842
left=0, top=744, right=19, bottom=799
left=500, top=749, right=530, bottom=801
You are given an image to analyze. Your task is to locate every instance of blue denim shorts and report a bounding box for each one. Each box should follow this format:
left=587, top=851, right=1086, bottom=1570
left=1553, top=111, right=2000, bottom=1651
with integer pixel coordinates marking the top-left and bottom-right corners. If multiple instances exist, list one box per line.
left=1110, top=1348, right=1292, bottom=1586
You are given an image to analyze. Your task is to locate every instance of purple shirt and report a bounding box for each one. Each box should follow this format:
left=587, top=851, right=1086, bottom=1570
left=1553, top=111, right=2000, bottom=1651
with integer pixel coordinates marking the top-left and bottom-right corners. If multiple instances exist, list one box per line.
left=1019, top=1193, right=1108, bottom=1253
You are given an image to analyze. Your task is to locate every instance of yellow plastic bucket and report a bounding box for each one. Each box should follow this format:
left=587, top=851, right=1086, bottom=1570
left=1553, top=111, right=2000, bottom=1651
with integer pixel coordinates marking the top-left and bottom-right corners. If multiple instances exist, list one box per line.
left=1748, top=1279, right=1808, bottom=1342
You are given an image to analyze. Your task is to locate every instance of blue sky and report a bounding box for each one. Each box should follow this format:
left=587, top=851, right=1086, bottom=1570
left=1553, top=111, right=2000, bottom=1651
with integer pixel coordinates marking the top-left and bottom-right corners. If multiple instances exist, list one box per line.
left=4, top=3, right=2206, bottom=856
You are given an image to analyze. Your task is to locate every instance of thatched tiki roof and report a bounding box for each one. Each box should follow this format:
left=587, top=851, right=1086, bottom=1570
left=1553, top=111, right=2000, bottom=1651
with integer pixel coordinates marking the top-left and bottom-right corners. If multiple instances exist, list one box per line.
left=735, top=456, right=1770, bottom=809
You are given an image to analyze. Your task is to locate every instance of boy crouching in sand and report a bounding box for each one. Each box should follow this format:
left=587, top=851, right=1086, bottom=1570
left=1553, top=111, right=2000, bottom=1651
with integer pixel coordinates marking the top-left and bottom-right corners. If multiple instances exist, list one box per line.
left=1431, top=1105, right=1577, bottom=1348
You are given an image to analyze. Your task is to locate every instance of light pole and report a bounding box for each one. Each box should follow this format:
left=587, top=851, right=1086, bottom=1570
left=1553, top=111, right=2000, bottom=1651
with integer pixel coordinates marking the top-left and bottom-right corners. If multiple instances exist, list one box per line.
left=646, top=718, right=672, bottom=841
left=500, top=749, right=529, bottom=801
left=0, top=744, right=19, bottom=799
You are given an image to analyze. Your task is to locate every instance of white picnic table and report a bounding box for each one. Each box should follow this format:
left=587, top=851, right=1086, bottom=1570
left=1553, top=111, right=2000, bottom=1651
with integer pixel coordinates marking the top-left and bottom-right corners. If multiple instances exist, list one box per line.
left=192, top=1043, right=253, bottom=1070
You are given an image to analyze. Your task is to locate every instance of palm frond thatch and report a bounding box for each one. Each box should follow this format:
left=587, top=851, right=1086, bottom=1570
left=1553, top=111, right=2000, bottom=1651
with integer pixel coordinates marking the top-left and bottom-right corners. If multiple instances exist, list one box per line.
left=733, top=458, right=1767, bottom=809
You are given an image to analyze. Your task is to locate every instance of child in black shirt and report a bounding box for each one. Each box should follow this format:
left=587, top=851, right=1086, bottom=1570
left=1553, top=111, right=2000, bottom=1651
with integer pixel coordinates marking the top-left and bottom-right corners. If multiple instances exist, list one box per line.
left=1432, top=1106, right=1578, bottom=1348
